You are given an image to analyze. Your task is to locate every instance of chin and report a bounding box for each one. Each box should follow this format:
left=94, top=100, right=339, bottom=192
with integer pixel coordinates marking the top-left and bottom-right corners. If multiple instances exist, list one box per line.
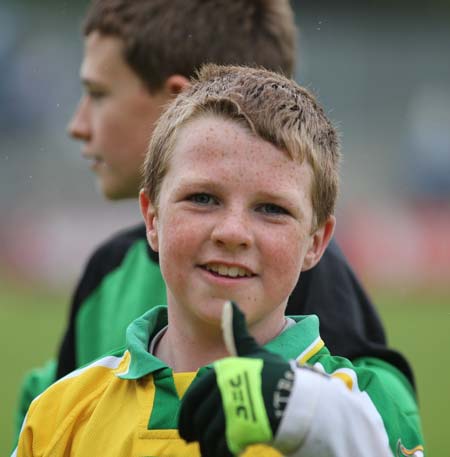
left=194, top=302, right=226, bottom=325
left=100, top=183, right=136, bottom=201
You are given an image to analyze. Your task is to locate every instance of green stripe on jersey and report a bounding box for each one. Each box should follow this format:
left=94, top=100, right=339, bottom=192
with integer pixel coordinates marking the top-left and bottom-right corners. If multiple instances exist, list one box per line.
left=148, top=373, right=180, bottom=429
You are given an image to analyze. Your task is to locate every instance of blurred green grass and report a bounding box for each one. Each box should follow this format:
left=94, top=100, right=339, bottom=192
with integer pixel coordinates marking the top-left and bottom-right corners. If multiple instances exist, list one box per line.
left=1, top=280, right=448, bottom=455
left=374, top=288, right=449, bottom=457
left=0, top=279, right=67, bottom=454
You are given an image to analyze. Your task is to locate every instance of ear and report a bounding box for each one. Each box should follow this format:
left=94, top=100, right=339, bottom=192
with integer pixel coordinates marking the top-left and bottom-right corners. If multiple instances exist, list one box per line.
left=164, top=74, right=190, bottom=96
left=301, top=215, right=336, bottom=272
left=139, top=189, right=159, bottom=252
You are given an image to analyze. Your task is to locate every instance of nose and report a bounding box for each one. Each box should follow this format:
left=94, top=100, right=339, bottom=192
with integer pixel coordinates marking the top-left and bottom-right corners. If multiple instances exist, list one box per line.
left=211, top=208, right=253, bottom=251
left=67, top=96, right=91, bottom=141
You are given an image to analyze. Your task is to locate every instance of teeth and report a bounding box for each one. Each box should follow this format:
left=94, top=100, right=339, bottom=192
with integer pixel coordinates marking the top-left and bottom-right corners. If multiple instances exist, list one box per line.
left=218, top=265, right=228, bottom=276
left=205, top=264, right=252, bottom=278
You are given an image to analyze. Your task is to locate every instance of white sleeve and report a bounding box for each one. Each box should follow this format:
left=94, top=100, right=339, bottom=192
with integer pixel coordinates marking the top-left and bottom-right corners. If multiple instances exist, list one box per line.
left=272, top=363, right=393, bottom=457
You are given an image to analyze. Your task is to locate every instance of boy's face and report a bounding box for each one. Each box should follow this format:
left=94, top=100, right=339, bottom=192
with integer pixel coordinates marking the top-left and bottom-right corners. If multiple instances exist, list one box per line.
left=68, top=32, right=173, bottom=200
left=141, top=116, right=334, bottom=335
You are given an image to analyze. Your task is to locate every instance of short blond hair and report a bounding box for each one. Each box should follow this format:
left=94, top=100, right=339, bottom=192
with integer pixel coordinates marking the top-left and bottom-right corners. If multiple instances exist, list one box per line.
left=143, top=65, right=340, bottom=228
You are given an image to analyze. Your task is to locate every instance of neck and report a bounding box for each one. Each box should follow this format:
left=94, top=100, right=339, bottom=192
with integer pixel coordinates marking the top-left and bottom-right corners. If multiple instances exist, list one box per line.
left=155, top=306, right=287, bottom=372
left=155, top=322, right=228, bottom=372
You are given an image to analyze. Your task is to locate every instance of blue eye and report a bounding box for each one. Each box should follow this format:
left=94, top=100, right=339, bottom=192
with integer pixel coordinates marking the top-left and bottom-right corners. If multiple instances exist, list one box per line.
left=188, top=193, right=216, bottom=205
left=257, top=203, right=289, bottom=215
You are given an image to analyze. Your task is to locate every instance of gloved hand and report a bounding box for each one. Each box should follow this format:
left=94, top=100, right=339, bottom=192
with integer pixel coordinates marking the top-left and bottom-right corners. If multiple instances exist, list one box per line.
left=178, top=301, right=295, bottom=456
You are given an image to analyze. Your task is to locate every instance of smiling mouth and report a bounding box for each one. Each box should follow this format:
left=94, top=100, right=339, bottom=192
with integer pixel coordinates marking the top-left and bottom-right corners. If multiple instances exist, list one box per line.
left=202, top=263, right=254, bottom=278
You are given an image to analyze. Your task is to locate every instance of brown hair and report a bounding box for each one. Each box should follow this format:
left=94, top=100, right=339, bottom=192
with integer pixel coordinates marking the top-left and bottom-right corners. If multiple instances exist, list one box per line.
left=83, top=0, right=296, bottom=92
left=143, top=64, right=340, bottom=229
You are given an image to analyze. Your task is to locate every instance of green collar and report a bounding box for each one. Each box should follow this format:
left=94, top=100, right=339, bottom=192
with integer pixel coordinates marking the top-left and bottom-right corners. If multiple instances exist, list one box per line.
left=117, top=306, right=325, bottom=380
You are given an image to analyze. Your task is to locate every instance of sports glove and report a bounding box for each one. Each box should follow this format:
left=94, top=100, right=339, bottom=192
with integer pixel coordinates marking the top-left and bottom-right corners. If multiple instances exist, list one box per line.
left=178, top=301, right=295, bottom=456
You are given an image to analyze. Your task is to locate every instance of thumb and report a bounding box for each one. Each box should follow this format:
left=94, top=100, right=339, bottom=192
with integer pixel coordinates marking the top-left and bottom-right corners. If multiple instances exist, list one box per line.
left=221, top=301, right=261, bottom=357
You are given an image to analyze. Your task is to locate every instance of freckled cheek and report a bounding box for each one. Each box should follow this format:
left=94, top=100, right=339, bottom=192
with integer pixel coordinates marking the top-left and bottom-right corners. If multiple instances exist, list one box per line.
left=264, top=232, right=304, bottom=294
left=158, top=219, right=200, bottom=279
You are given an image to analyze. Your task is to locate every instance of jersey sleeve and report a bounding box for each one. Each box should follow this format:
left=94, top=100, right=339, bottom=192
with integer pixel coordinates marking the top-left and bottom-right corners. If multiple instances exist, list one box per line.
left=11, top=360, right=57, bottom=450
left=274, top=353, right=424, bottom=457
left=12, top=354, right=125, bottom=457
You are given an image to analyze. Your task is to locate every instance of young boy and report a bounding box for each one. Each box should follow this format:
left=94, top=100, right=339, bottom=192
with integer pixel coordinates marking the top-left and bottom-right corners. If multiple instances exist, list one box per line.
left=14, top=0, right=417, bottom=444
left=14, top=65, right=424, bottom=457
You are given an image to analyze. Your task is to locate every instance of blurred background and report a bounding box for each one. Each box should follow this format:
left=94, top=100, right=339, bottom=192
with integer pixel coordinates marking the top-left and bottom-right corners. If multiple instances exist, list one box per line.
left=1, top=0, right=449, bottom=454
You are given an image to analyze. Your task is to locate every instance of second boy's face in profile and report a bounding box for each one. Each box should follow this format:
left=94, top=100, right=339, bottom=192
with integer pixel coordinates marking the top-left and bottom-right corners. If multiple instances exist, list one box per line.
left=68, top=32, right=173, bottom=200
left=141, top=115, right=333, bottom=341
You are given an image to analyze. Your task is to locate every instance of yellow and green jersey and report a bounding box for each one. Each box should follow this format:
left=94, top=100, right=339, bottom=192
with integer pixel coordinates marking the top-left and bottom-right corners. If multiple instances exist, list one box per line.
left=14, top=306, right=424, bottom=457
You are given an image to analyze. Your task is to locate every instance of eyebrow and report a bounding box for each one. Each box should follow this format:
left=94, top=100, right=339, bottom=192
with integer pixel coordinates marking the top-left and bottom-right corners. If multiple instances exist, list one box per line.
left=174, top=177, right=216, bottom=192
left=80, top=72, right=111, bottom=89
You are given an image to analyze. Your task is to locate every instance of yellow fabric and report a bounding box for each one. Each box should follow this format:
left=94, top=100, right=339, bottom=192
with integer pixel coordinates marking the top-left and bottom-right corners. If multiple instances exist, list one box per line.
left=16, top=356, right=281, bottom=456
left=332, top=371, right=354, bottom=390
left=173, top=372, right=197, bottom=398
left=296, top=336, right=324, bottom=365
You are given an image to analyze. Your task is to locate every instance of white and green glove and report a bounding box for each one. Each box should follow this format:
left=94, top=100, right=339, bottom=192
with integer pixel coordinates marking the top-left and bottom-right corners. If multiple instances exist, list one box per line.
left=178, top=301, right=295, bottom=456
